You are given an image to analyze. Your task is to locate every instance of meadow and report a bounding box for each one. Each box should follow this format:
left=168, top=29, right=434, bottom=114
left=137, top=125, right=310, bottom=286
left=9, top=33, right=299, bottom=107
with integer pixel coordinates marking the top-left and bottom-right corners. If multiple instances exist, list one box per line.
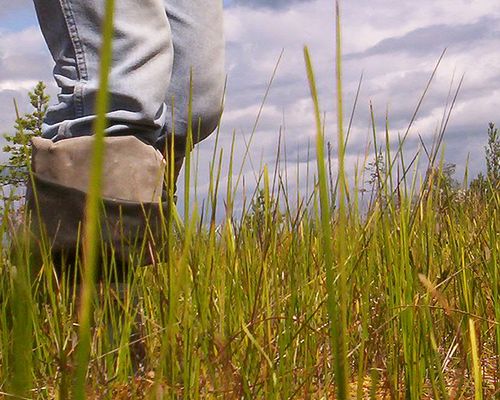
left=0, top=2, right=499, bottom=399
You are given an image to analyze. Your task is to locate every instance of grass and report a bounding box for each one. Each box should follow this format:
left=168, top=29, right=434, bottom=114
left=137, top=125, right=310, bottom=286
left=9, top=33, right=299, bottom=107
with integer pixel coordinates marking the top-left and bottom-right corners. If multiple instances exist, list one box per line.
left=1, top=142, right=498, bottom=399
left=1, top=1, right=499, bottom=398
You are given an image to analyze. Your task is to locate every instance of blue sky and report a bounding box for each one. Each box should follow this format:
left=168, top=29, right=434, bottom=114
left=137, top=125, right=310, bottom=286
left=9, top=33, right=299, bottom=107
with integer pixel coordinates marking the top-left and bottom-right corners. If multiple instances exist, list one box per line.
left=1, top=1, right=500, bottom=216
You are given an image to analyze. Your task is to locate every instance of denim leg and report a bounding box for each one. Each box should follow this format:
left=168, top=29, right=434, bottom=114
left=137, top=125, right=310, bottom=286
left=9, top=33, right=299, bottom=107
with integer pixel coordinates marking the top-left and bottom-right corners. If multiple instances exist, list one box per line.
left=157, top=0, right=225, bottom=155
left=33, top=0, right=173, bottom=146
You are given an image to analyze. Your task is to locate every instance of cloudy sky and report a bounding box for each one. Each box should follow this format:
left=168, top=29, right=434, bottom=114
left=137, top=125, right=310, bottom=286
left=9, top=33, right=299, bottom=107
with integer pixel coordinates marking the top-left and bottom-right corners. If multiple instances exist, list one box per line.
left=1, top=0, right=499, bottom=216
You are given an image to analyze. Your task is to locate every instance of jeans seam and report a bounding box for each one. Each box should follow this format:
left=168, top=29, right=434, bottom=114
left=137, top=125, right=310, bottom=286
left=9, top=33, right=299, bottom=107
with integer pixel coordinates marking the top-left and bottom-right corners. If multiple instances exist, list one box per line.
left=58, top=0, right=88, bottom=119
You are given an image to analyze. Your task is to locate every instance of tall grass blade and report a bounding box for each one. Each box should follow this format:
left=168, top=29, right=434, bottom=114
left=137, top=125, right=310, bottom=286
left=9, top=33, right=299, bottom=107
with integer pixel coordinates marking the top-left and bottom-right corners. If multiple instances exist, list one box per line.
left=304, top=40, right=348, bottom=399
left=335, top=1, right=349, bottom=396
left=73, top=0, right=115, bottom=398
left=468, top=318, right=483, bottom=399
left=9, top=233, right=34, bottom=398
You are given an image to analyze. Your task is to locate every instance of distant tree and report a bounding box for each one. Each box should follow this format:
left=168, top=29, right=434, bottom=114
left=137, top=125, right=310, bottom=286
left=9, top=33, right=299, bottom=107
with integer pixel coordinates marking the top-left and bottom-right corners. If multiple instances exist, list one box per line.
left=469, top=122, right=500, bottom=196
left=366, top=150, right=385, bottom=188
left=416, top=161, right=462, bottom=213
left=249, top=188, right=267, bottom=230
left=244, top=187, right=284, bottom=249
left=469, top=171, right=487, bottom=196
left=0, top=82, right=49, bottom=206
left=437, top=162, right=459, bottom=192
left=485, top=122, right=499, bottom=188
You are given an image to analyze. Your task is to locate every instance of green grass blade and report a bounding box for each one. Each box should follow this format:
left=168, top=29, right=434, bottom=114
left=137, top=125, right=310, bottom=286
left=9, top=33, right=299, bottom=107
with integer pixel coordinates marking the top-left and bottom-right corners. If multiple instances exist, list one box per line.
left=304, top=41, right=349, bottom=398
left=73, top=0, right=115, bottom=398
left=9, top=232, right=34, bottom=398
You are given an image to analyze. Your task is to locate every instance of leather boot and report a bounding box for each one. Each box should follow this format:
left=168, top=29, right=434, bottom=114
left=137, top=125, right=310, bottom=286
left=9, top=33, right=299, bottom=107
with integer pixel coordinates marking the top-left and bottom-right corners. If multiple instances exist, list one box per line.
left=27, top=136, right=171, bottom=277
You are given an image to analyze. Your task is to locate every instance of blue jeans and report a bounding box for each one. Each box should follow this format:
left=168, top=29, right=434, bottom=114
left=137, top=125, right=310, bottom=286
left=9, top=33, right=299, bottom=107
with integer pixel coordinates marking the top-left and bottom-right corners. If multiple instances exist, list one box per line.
left=33, top=0, right=225, bottom=157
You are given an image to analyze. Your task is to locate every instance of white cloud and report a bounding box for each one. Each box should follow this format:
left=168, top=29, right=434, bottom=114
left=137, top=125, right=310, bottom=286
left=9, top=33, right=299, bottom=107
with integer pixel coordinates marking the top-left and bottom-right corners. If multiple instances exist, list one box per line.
left=0, top=80, right=41, bottom=91
left=342, top=0, right=500, bottom=52
left=205, top=0, right=500, bottom=215
left=0, top=0, right=33, bottom=18
left=1, top=0, right=499, bottom=215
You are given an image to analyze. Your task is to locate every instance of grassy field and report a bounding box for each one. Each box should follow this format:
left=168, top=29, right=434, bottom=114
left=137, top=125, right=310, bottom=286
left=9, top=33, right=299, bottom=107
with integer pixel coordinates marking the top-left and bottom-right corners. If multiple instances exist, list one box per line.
left=1, top=2, right=499, bottom=399
left=2, top=167, right=498, bottom=400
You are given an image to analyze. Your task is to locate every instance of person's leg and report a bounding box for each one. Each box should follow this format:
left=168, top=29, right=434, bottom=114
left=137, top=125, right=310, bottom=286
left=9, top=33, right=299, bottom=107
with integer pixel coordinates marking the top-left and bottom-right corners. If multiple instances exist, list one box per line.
left=157, top=0, right=225, bottom=159
left=33, top=0, right=173, bottom=146
left=29, top=0, right=175, bottom=271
